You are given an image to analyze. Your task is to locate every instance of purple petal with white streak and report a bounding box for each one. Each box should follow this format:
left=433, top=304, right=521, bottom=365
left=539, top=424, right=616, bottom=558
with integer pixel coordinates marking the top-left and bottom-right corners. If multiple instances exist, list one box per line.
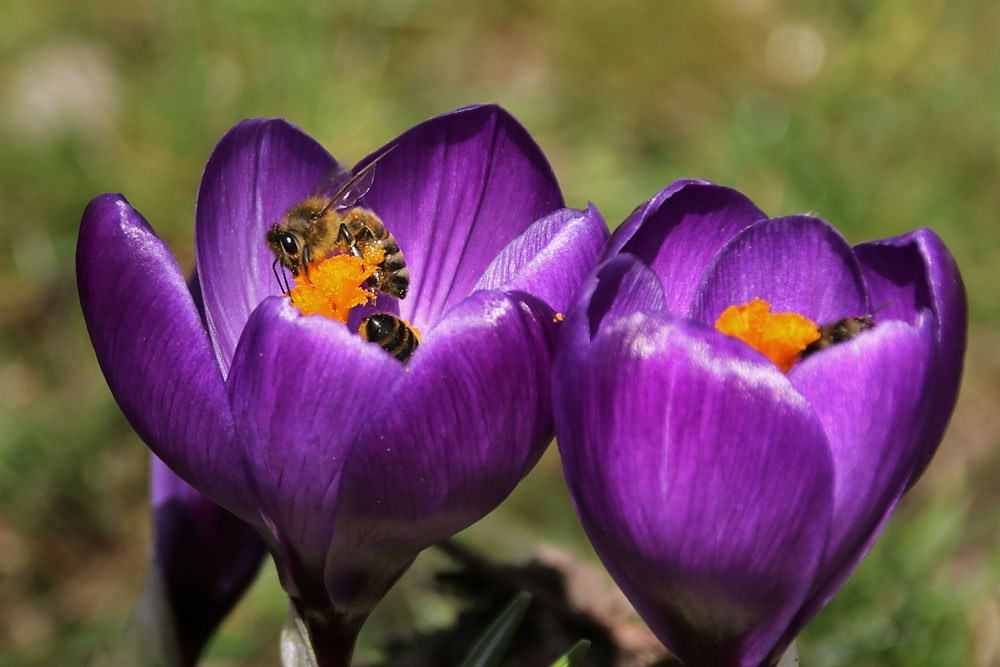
left=474, top=204, right=609, bottom=314
left=77, top=194, right=252, bottom=520
left=556, top=306, right=834, bottom=667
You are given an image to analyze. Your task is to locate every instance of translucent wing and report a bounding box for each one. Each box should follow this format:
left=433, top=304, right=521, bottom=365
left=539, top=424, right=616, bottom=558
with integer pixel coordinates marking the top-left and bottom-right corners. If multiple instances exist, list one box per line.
left=310, top=163, right=356, bottom=204
left=313, top=145, right=398, bottom=214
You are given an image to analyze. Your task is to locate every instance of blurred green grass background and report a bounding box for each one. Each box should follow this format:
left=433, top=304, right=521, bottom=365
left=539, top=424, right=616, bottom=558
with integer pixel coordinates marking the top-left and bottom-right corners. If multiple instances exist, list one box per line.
left=0, top=0, right=998, bottom=665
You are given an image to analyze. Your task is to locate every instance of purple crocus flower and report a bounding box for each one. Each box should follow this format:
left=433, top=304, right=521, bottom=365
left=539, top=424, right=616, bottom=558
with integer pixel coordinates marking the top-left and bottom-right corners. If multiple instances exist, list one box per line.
left=149, top=458, right=266, bottom=666
left=78, top=105, right=608, bottom=663
left=553, top=180, right=966, bottom=667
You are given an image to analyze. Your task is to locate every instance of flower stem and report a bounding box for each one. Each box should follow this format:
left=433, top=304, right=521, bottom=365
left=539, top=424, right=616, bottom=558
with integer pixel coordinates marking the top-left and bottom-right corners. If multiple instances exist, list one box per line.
left=305, top=614, right=359, bottom=667
left=281, top=600, right=361, bottom=667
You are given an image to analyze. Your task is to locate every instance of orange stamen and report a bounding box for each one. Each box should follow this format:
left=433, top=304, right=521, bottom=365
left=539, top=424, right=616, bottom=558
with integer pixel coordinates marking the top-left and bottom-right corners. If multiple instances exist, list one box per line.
left=287, top=245, right=386, bottom=323
left=715, top=298, right=820, bottom=373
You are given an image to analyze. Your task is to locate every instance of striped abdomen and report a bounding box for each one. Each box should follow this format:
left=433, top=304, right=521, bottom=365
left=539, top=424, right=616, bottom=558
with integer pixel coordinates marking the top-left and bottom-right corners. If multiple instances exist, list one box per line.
left=801, top=316, right=875, bottom=358
left=359, top=313, right=420, bottom=362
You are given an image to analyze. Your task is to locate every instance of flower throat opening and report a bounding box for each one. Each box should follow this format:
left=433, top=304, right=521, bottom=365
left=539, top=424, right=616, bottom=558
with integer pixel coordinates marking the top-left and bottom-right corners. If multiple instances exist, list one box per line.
left=715, top=298, right=820, bottom=373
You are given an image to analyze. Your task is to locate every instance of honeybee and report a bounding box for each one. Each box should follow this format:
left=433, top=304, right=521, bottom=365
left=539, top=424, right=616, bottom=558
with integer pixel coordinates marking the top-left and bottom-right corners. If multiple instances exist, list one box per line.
left=359, top=313, right=420, bottom=362
left=800, top=316, right=875, bottom=358
left=265, top=147, right=409, bottom=298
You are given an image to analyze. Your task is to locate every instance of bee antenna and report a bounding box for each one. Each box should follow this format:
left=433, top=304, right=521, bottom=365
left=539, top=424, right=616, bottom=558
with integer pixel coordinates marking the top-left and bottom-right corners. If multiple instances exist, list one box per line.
left=271, top=258, right=282, bottom=293
left=317, top=144, right=398, bottom=219
left=871, top=301, right=893, bottom=317
left=271, top=257, right=292, bottom=295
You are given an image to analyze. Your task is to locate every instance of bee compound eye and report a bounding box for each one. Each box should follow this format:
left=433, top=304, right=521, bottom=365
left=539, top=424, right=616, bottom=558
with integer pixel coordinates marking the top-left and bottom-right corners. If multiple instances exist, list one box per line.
left=280, top=233, right=298, bottom=255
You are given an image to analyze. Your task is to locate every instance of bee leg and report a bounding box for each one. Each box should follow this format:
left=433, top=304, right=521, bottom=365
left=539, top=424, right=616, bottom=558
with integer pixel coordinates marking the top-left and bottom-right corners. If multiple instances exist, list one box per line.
left=352, top=227, right=376, bottom=261
left=339, top=223, right=363, bottom=258
left=338, top=222, right=352, bottom=243
left=339, top=223, right=354, bottom=245
left=302, top=245, right=313, bottom=284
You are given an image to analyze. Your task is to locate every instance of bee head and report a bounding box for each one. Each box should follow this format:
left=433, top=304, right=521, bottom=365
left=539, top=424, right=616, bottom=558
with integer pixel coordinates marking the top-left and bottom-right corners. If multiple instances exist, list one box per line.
left=266, top=224, right=303, bottom=274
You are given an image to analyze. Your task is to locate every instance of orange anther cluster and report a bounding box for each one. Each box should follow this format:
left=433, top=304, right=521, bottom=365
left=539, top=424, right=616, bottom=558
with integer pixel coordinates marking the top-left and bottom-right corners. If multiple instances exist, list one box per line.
left=288, top=245, right=385, bottom=323
left=714, top=298, right=821, bottom=373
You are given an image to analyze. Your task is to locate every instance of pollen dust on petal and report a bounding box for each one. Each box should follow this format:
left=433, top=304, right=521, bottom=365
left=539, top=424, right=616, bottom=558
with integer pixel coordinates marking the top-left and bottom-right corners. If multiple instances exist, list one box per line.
left=715, top=297, right=820, bottom=373
left=287, top=244, right=386, bottom=323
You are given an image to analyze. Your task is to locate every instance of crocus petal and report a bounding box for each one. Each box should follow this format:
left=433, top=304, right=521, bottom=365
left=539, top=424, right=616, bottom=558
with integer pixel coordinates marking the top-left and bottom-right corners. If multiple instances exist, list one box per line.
left=195, top=118, right=338, bottom=373
left=604, top=180, right=767, bottom=316
left=553, top=255, right=670, bottom=397
left=791, top=320, right=933, bottom=548
left=555, top=255, right=668, bottom=418
left=794, top=317, right=932, bottom=558
left=473, top=204, right=610, bottom=314
left=354, top=104, right=564, bottom=330
left=323, top=290, right=557, bottom=616
left=226, top=296, right=402, bottom=597
left=151, top=457, right=266, bottom=665
left=691, top=216, right=869, bottom=326
left=555, top=307, right=834, bottom=667
left=775, top=316, right=935, bottom=652
left=854, top=228, right=967, bottom=486
left=77, top=194, right=252, bottom=519
left=582, top=255, right=667, bottom=339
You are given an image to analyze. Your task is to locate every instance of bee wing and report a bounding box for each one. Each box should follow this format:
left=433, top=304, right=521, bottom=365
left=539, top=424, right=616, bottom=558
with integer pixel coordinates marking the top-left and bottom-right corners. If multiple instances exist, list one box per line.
left=313, top=145, right=398, bottom=217
left=311, top=164, right=362, bottom=207
left=331, top=163, right=377, bottom=209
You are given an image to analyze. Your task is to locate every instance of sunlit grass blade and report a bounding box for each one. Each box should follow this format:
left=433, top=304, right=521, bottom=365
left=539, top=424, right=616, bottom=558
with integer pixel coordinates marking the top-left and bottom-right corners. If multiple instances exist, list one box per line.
left=548, top=639, right=591, bottom=667
left=458, top=591, right=532, bottom=667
